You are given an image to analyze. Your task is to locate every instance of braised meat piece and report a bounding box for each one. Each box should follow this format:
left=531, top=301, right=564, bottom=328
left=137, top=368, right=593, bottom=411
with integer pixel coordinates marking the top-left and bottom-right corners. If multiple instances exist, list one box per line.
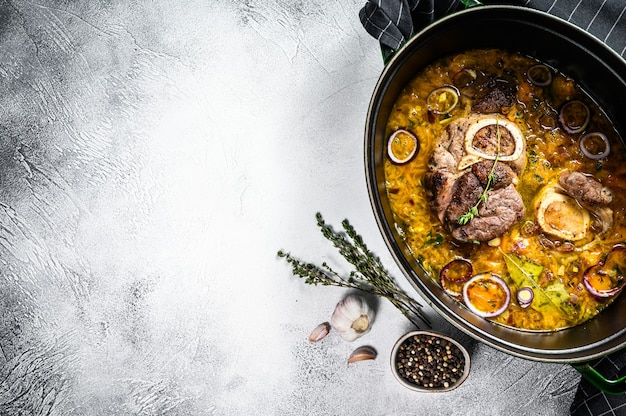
left=558, top=171, right=613, bottom=206
left=471, top=75, right=517, bottom=113
left=444, top=172, right=484, bottom=223
left=471, top=160, right=517, bottom=189
left=428, top=120, right=468, bottom=167
left=425, top=115, right=527, bottom=243
left=451, top=184, right=525, bottom=242
left=428, top=143, right=457, bottom=172
left=424, top=171, right=457, bottom=223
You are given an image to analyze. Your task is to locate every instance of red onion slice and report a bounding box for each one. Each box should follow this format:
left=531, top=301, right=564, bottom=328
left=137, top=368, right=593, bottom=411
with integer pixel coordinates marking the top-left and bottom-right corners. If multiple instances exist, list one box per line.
left=558, top=100, right=590, bottom=134
left=387, top=129, right=419, bottom=164
left=516, top=287, right=534, bottom=308
left=440, top=259, right=473, bottom=298
left=462, top=273, right=511, bottom=318
left=453, top=68, right=477, bottom=88
left=580, top=132, right=610, bottom=160
left=583, top=245, right=626, bottom=298
left=441, top=259, right=473, bottom=282
left=426, top=86, right=459, bottom=115
left=527, top=64, right=553, bottom=86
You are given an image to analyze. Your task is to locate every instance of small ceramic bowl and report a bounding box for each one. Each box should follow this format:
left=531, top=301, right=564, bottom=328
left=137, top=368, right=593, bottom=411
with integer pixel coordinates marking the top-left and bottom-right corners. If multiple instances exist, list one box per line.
left=390, top=330, right=471, bottom=392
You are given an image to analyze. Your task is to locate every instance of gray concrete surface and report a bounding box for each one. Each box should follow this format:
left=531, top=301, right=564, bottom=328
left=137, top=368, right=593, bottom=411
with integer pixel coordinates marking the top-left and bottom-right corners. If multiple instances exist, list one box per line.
left=0, top=1, right=586, bottom=415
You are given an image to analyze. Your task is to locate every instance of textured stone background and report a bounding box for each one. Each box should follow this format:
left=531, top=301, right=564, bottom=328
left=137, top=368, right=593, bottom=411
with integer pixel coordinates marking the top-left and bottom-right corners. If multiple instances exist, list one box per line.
left=0, top=1, right=595, bottom=415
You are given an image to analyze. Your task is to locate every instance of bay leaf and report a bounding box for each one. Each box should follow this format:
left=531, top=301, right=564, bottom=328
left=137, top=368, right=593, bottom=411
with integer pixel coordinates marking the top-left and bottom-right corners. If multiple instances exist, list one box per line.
left=502, top=252, right=572, bottom=316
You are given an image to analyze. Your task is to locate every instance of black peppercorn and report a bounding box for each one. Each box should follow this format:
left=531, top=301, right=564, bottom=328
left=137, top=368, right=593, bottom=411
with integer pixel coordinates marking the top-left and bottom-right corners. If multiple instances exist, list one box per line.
left=394, top=333, right=467, bottom=390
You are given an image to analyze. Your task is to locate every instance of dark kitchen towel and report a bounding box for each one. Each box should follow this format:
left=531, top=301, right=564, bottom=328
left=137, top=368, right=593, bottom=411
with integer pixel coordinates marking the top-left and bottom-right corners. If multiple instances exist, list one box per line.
left=570, top=350, right=626, bottom=415
left=358, top=0, right=461, bottom=52
left=358, top=1, right=626, bottom=415
left=359, top=0, right=626, bottom=59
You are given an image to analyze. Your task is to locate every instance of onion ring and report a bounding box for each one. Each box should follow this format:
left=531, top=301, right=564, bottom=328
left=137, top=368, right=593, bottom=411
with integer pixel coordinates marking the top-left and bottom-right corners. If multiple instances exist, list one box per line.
left=440, top=259, right=473, bottom=282
left=527, top=64, right=553, bottom=86
left=580, top=132, right=610, bottom=160
left=453, top=68, right=477, bottom=88
left=440, top=259, right=473, bottom=298
left=387, top=129, right=419, bottom=164
left=558, top=100, right=590, bottom=134
left=583, top=245, right=626, bottom=298
left=516, top=287, right=534, bottom=309
left=462, top=273, right=511, bottom=318
left=426, top=86, right=459, bottom=115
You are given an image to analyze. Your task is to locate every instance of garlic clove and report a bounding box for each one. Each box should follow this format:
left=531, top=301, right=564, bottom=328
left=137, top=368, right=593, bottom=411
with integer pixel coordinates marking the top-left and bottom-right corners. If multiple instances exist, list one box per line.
left=331, top=294, right=375, bottom=341
left=308, top=322, right=330, bottom=343
left=348, top=346, right=377, bottom=364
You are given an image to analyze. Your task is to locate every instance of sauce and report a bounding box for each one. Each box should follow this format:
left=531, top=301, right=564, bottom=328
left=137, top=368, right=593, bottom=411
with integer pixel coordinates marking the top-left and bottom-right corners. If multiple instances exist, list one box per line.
left=384, top=49, right=626, bottom=331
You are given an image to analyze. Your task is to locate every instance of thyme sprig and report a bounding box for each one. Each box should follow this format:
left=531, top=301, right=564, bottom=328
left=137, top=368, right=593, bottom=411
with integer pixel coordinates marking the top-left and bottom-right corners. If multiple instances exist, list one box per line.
left=457, top=116, right=502, bottom=226
left=278, top=213, right=430, bottom=328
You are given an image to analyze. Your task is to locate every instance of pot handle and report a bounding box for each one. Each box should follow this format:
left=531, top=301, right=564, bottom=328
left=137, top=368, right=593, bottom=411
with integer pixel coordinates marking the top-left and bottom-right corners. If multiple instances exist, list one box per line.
left=380, top=0, right=483, bottom=64
left=572, top=363, right=626, bottom=395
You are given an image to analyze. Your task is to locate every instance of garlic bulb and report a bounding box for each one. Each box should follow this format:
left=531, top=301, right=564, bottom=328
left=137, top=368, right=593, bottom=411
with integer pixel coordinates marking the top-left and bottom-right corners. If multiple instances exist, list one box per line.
left=330, top=294, right=374, bottom=341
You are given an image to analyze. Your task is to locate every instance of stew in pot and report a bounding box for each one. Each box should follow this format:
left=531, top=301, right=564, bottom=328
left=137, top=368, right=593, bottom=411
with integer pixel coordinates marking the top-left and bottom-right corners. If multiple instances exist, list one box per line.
left=384, top=48, right=626, bottom=331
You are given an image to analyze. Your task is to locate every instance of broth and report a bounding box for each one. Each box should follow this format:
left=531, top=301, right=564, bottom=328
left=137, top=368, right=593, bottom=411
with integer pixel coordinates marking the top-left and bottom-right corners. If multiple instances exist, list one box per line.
left=384, top=49, right=626, bottom=331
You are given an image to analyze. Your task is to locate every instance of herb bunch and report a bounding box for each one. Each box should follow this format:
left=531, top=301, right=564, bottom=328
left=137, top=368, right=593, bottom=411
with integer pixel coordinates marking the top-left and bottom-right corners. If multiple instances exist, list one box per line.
left=278, top=213, right=430, bottom=328
left=457, top=116, right=502, bottom=226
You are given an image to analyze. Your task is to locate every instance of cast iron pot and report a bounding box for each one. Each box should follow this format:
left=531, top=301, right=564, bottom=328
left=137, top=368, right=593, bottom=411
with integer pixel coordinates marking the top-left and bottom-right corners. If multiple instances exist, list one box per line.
left=364, top=5, right=626, bottom=392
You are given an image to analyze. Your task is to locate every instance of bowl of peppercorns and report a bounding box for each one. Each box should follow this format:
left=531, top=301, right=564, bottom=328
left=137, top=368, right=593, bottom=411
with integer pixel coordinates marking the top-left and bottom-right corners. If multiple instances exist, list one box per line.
left=391, top=330, right=471, bottom=392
